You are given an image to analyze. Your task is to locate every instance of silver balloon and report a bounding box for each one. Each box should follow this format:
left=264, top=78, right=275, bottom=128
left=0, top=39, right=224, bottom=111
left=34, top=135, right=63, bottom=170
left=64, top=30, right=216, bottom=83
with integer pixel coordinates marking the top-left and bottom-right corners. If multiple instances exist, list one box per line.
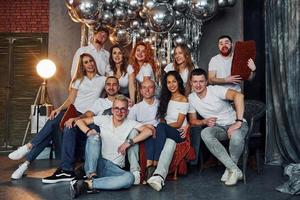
left=217, top=0, right=228, bottom=8
left=100, top=10, right=114, bottom=25
left=74, top=0, right=99, bottom=20
left=143, top=0, right=156, bottom=10
left=127, top=9, right=137, bottom=19
left=118, top=0, right=128, bottom=7
left=191, top=0, right=218, bottom=21
left=130, top=20, right=140, bottom=30
left=128, top=0, right=142, bottom=11
left=156, top=0, right=171, bottom=3
left=174, top=10, right=184, bottom=19
left=173, top=35, right=186, bottom=45
left=113, top=6, right=127, bottom=22
left=227, top=0, right=236, bottom=7
left=171, top=19, right=184, bottom=33
left=110, top=26, right=132, bottom=46
left=148, top=3, right=175, bottom=33
left=104, top=0, right=117, bottom=10
left=172, top=0, right=189, bottom=12
left=138, top=26, right=148, bottom=37
left=143, top=21, right=150, bottom=28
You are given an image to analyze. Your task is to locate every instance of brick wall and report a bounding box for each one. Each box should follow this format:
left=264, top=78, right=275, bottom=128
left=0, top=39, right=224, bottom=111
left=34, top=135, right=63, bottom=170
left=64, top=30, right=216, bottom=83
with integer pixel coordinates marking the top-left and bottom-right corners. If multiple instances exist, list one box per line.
left=0, top=0, right=49, bottom=33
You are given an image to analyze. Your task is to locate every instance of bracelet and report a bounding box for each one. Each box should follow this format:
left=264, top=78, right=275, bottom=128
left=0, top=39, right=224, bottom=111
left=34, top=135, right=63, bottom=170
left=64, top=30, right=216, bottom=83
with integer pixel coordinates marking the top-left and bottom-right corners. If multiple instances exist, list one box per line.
left=235, top=119, right=243, bottom=123
left=85, top=128, right=91, bottom=135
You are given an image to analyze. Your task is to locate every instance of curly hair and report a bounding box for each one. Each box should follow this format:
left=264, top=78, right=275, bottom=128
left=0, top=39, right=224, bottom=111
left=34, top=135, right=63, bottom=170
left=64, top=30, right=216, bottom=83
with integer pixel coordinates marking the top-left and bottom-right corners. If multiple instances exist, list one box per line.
left=129, top=41, right=156, bottom=76
left=70, top=53, right=99, bottom=88
left=109, top=44, right=128, bottom=77
left=156, top=71, right=185, bottom=120
left=173, top=44, right=194, bottom=75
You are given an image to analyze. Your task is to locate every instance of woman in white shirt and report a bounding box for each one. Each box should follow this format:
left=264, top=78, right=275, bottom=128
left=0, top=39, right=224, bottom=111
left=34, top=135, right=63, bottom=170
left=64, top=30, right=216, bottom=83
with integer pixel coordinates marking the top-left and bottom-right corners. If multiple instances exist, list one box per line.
left=164, top=44, right=195, bottom=95
left=8, top=53, right=106, bottom=179
left=144, top=71, right=189, bottom=180
left=129, top=42, right=157, bottom=102
left=105, top=45, right=135, bottom=103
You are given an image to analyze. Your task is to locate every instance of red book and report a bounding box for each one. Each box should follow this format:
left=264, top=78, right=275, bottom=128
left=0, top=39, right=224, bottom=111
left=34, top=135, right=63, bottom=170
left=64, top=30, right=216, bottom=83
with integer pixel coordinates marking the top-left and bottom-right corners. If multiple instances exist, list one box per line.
left=231, top=40, right=256, bottom=80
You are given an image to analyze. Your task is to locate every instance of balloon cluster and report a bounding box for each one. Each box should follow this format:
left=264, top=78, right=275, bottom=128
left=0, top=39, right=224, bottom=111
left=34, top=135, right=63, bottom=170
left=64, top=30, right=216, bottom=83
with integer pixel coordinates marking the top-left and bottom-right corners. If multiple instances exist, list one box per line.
left=66, top=0, right=236, bottom=66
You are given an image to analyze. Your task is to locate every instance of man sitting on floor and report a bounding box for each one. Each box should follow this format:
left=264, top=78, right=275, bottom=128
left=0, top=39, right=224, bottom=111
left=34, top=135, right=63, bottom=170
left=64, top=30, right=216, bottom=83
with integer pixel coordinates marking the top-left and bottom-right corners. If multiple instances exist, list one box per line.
left=188, top=68, right=248, bottom=186
left=70, top=95, right=153, bottom=198
left=42, top=76, right=119, bottom=183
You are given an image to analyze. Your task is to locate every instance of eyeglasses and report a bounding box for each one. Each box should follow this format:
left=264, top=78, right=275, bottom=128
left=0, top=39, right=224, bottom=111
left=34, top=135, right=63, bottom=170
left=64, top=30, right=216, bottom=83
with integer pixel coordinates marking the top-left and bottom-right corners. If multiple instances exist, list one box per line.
left=83, top=59, right=94, bottom=64
left=112, top=107, right=128, bottom=113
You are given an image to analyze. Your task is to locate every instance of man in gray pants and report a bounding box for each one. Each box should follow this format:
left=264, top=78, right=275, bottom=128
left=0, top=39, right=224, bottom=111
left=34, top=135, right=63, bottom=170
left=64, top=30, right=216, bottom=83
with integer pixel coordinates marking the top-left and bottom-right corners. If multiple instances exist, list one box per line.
left=188, top=68, right=248, bottom=186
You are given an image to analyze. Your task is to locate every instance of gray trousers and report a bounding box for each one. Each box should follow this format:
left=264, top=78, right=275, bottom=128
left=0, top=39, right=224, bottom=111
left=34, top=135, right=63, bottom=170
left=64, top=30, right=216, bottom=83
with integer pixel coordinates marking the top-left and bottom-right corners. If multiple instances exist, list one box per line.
left=201, top=122, right=248, bottom=170
left=127, top=129, right=140, bottom=173
left=153, top=138, right=177, bottom=180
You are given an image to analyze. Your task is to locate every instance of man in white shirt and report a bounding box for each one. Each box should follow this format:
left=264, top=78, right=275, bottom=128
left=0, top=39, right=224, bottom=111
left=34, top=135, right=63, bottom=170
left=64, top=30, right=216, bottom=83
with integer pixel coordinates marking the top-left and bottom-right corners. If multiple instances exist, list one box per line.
left=71, top=26, right=110, bottom=77
left=208, top=35, right=256, bottom=91
left=42, top=76, right=120, bottom=184
left=188, top=68, right=248, bottom=186
left=70, top=95, right=153, bottom=198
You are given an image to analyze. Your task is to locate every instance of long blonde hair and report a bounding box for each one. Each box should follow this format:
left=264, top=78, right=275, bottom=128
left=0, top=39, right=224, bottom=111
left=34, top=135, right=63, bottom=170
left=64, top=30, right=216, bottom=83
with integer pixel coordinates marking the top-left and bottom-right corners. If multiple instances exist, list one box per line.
left=70, top=53, right=99, bottom=88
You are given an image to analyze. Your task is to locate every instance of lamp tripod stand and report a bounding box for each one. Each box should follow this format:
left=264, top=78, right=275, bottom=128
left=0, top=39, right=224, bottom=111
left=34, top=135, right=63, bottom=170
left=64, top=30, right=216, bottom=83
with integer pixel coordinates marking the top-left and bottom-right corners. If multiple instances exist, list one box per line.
left=22, top=79, right=53, bottom=145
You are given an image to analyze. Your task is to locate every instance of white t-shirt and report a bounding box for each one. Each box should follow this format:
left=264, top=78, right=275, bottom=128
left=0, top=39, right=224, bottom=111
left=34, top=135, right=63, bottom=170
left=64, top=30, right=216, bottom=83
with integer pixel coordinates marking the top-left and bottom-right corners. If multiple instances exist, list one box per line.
left=93, top=115, right=142, bottom=167
left=105, top=64, right=134, bottom=95
left=164, top=63, right=189, bottom=86
left=208, top=54, right=241, bottom=91
left=88, top=98, right=113, bottom=116
left=165, top=100, right=189, bottom=127
left=128, top=98, right=159, bottom=127
left=71, top=75, right=106, bottom=113
left=135, top=63, right=155, bottom=83
left=188, top=85, right=237, bottom=126
left=71, top=44, right=109, bottom=78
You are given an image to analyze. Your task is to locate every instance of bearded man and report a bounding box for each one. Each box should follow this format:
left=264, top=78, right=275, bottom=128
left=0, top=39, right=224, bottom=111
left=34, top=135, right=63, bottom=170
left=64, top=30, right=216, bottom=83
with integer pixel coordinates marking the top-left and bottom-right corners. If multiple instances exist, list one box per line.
left=208, top=35, right=256, bottom=92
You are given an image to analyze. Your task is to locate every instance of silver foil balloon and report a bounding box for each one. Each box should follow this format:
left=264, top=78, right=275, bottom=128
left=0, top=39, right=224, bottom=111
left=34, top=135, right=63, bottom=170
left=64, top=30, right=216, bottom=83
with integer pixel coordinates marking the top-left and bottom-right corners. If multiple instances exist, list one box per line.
left=118, top=0, right=128, bottom=7
left=173, top=35, right=186, bottom=45
left=172, top=0, right=189, bottom=12
left=171, top=19, right=184, bottom=33
left=143, top=0, right=156, bottom=10
left=217, top=0, right=228, bottom=8
left=130, top=20, right=140, bottom=30
left=191, top=0, right=218, bottom=21
left=100, top=10, right=114, bottom=25
left=227, top=0, right=236, bottom=7
left=138, top=26, right=148, bottom=37
left=110, top=26, right=132, bottom=46
left=127, top=9, right=138, bottom=19
left=74, top=0, right=99, bottom=20
left=148, top=3, right=175, bottom=33
left=156, top=0, right=171, bottom=2
left=113, top=6, right=127, bottom=22
left=128, top=0, right=142, bottom=11
left=104, top=0, right=117, bottom=10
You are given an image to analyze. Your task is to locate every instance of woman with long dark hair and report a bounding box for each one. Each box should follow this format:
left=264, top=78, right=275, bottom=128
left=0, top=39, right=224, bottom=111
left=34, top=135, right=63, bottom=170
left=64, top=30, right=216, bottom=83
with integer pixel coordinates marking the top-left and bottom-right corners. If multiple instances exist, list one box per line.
left=8, top=53, right=106, bottom=180
left=106, top=45, right=135, bottom=103
left=145, top=71, right=189, bottom=186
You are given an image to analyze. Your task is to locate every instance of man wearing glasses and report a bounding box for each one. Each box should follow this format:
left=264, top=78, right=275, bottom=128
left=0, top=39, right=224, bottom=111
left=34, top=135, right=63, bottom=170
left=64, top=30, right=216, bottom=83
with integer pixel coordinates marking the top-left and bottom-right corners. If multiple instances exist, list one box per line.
left=70, top=95, right=153, bottom=198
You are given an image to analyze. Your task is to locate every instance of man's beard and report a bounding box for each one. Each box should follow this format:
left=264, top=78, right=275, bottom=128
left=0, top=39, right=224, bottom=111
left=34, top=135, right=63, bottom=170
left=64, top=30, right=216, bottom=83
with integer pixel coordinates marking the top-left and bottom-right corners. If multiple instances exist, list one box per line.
left=220, top=47, right=232, bottom=56
left=95, top=39, right=104, bottom=45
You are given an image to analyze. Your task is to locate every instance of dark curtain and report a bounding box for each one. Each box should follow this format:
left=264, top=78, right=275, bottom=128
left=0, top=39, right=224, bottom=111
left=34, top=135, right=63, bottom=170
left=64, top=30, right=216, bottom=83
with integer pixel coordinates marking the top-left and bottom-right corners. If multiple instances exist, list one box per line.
left=265, top=0, right=300, bottom=165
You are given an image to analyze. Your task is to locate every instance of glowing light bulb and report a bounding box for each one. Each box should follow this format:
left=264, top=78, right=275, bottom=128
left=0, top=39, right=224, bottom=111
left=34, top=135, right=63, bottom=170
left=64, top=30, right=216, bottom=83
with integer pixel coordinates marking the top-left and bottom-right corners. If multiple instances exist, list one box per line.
left=36, top=59, right=56, bottom=79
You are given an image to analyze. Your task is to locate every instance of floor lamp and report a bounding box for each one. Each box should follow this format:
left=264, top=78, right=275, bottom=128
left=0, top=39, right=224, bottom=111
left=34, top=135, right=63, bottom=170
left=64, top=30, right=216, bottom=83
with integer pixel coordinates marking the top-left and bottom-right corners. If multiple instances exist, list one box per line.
left=21, top=59, right=56, bottom=145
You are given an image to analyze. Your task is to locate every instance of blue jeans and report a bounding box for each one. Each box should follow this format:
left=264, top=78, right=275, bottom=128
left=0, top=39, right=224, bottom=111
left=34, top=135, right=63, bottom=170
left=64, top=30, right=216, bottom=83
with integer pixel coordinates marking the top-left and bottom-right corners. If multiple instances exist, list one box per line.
left=26, top=111, right=66, bottom=162
left=59, top=124, right=99, bottom=171
left=144, top=123, right=184, bottom=161
left=85, top=135, right=134, bottom=190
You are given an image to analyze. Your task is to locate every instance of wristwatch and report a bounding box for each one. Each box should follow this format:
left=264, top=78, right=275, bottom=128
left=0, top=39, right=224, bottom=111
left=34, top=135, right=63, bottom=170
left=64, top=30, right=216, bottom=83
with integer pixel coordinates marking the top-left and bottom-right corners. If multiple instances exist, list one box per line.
left=126, top=139, right=135, bottom=146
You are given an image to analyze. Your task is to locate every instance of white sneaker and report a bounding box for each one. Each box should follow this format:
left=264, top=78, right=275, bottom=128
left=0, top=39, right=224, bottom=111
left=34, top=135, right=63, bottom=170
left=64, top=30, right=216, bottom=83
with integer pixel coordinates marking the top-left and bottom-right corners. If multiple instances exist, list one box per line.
left=221, top=168, right=231, bottom=182
left=8, top=145, right=30, bottom=160
left=225, top=169, right=243, bottom=186
left=147, top=175, right=164, bottom=191
left=11, top=162, right=29, bottom=179
left=132, top=171, right=140, bottom=185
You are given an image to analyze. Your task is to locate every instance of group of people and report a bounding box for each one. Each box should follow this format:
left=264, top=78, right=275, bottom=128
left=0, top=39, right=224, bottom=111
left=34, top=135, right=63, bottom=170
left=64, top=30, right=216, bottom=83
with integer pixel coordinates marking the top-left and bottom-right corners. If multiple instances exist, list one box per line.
left=8, top=26, right=257, bottom=198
